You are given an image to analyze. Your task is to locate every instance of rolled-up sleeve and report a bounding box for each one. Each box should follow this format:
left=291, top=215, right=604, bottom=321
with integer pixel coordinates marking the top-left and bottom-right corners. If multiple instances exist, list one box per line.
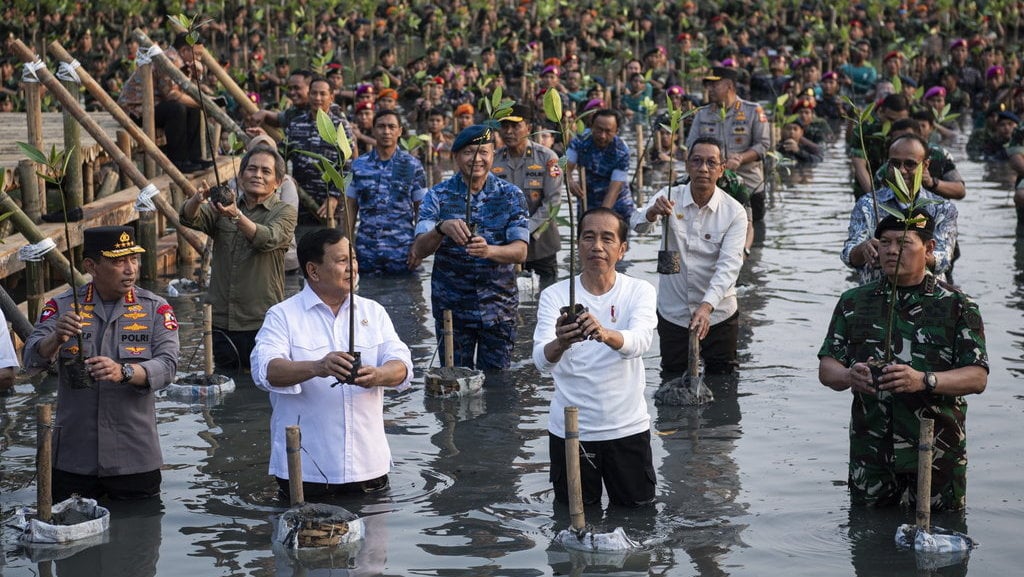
left=251, top=305, right=302, bottom=395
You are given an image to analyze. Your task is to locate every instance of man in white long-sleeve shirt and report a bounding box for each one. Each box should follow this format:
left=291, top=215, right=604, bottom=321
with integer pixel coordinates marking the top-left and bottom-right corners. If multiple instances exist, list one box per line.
left=251, top=227, right=413, bottom=501
left=533, top=207, right=658, bottom=507
left=631, top=136, right=747, bottom=375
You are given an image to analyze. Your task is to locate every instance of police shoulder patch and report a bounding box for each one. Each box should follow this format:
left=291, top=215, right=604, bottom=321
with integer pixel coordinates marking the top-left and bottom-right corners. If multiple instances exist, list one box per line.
left=157, top=304, right=179, bottom=331
left=40, top=299, right=58, bottom=323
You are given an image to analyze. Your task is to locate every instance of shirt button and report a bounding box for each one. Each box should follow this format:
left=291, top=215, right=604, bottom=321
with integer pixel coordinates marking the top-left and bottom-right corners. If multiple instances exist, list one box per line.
left=705, top=234, right=711, bottom=239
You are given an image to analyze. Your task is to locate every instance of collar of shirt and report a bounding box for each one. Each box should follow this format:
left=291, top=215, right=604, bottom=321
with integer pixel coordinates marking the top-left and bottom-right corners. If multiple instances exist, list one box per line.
left=298, top=283, right=354, bottom=316
left=680, top=184, right=725, bottom=211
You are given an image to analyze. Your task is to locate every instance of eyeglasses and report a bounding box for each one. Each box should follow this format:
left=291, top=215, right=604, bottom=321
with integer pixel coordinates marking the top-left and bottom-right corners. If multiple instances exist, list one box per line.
left=888, top=159, right=922, bottom=171
left=687, top=157, right=722, bottom=169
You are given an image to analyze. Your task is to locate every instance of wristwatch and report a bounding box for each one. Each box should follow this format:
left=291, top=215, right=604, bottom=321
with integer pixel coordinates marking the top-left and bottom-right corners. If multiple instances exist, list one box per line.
left=120, top=363, right=135, bottom=384
left=434, top=220, right=446, bottom=236
left=923, top=371, right=937, bottom=393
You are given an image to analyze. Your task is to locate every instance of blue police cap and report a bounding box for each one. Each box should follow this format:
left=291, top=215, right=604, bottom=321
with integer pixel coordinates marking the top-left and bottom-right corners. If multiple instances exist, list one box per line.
left=452, top=124, right=494, bottom=153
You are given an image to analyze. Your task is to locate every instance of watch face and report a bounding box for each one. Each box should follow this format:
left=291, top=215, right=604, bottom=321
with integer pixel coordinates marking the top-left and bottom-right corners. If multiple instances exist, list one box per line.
left=926, top=372, right=937, bottom=387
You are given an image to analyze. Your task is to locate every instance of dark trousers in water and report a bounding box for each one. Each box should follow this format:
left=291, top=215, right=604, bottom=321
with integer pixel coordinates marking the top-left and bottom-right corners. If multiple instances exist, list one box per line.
left=212, top=328, right=259, bottom=370
left=548, top=431, right=655, bottom=507
left=435, top=318, right=516, bottom=371
left=276, top=474, right=388, bottom=502
left=658, top=311, right=739, bottom=375
left=52, top=468, right=162, bottom=502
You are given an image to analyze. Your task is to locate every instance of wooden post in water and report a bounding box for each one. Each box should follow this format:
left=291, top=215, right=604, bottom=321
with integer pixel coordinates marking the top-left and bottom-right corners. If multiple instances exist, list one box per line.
left=23, top=78, right=46, bottom=214
left=916, top=418, right=935, bottom=533
left=204, top=304, right=214, bottom=375
left=60, top=77, right=84, bottom=212
left=0, top=285, right=33, bottom=342
left=18, top=159, right=41, bottom=223
left=564, top=406, right=585, bottom=532
left=36, top=404, right=52, bottom=523
left=285, top=425, right=304, bottom=506
left=635, top=124, right=645, bottom=198
left=443, top=310, right=454, bottom=369
left=138, top=207, right=158, bottom=281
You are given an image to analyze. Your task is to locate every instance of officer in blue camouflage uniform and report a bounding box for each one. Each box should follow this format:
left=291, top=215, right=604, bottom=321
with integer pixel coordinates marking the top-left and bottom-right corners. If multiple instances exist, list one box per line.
left=23, top=226, right=180, bottom=501
left=412, top=124, right=530, bottom=370
left=819, top=210, right=987, bottom=511
left=843, top=135, right=959, bottom=285
left=492, top=103, right=562, bottom=288
left=346, top=110, right=427, bottom=275
left=686, top=66, right=770, bottom=220
left=565, top=109, right=635, bottom=222
left=284, top=76, right=357, bottom=230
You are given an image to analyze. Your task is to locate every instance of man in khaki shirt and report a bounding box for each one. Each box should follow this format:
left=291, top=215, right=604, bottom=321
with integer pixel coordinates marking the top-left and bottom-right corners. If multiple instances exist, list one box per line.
left=180, top=145, right=297, bottom=369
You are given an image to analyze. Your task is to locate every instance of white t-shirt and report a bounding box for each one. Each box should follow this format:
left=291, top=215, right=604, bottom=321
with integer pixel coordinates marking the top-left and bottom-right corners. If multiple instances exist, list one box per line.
left=0, top=311, right=19, bottom=369
left=533, top=273, right=657, bottom=441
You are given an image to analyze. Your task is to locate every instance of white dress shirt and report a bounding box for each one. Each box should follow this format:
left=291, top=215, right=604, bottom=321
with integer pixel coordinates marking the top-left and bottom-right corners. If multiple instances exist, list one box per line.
left=251, top=285, right=413, bottom=484
left=631, top=183, right=746, bottom=327
left=533, top=273, right=657, bottom=441
left=0, top=311, right=20, bottom=370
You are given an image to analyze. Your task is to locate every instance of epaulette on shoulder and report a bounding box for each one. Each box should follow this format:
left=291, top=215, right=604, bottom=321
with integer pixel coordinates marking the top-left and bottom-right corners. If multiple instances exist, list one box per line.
left=935, top=277, right=963, bottom=294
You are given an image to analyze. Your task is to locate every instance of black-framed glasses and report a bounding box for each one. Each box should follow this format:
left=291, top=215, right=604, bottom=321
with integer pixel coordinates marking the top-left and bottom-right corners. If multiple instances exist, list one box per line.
left=687, top=157, right=722, bottom=169
left=888, top=159, right=921, bottom=171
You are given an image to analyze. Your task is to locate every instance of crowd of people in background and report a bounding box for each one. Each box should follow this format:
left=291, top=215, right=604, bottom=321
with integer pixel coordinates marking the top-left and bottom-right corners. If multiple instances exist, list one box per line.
left=0, top=0, right=1008, bottom=511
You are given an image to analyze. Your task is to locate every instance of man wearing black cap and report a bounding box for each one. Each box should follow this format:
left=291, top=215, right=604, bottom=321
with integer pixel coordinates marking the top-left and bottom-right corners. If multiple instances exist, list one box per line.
left=118, top=33, right=209, bottom=173
left=492, top=104, right=563, bottom=289
left=686, top=66, right=770, bottom=221
left=23, top=226, right=180, bottom=501
left=819, top=209, right=988, bottom=511
left=412, top=124, right=529, bottom=370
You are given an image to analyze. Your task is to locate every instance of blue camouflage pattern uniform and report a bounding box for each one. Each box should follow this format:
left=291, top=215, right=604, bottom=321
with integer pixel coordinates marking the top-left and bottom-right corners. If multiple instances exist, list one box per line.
left=284, top=103, right=356, bottom=207
left=818, top=274, right=988, bottom=511
left=841, top=187, right=958, bottom=285
left=348, top=148, right=428, bottom=275
left=566, top=131, right=635, bottom=221
left=416, top=172, right=530, bottom=370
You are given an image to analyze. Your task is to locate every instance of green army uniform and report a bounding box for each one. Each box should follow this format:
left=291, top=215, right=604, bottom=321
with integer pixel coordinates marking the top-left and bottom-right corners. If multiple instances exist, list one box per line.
left=818, top=273, right=988, bottom=511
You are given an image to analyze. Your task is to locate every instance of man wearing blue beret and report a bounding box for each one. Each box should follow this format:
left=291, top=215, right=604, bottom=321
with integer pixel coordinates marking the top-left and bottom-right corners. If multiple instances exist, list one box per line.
left=411, top=124, right=530, bottom=370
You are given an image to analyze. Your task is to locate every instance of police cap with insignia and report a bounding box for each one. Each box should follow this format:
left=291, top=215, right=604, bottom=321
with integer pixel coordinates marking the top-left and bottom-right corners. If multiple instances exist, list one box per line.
left=703, top=66, right=739, bottom=84
left=84, top=226, right=147, bottom=259
left=452, top=124, right=495, bottom=153
left=501, top=103, right=533, bottom=124
left=874, top=208, right=934, bottom=241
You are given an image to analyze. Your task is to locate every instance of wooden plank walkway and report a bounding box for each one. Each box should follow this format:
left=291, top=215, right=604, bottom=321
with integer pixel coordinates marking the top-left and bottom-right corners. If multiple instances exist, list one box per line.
left=0, top=111, right=123, bottom=173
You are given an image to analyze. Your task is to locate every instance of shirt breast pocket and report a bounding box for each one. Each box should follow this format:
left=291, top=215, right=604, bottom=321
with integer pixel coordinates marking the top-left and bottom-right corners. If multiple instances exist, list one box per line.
left=292, top=341, right=330, bottom=362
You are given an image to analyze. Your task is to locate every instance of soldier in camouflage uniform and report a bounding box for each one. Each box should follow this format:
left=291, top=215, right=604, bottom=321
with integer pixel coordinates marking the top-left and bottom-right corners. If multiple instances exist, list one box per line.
left=819, top=210, right=988, bottom=511
left=412, top=125, right=530, bottom=370
left=285, top=76, right=357, bottom=230
left=346, top=110, right=427, bottom=275
left=564, top=109, right=636, bottom=222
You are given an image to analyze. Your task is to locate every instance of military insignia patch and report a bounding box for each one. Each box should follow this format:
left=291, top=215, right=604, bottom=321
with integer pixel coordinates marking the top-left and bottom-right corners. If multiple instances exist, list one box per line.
left=547, top=159, right=561, bottom=179
left=964, top=309, right=984, bottom=332
left=528, top=164, right=542, bottom=170
left=157, top=304, right=179, bottom=331
left=40, top=299, right=58, bottom=323
left=123, top=312, right=148, bottom=320
left=123, top=322, right=148, bottom=331
left=492, top=167, right=505, bottom=174
left=125, top=346, right=147, bottom=355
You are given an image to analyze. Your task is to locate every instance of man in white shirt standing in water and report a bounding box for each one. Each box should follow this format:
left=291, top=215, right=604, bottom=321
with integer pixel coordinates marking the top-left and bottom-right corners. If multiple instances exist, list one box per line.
left=632, top=136, right=747, bottom=376
left=251, top=227, right=413, bottom=501
left=533, top=207, right=658, bottom=507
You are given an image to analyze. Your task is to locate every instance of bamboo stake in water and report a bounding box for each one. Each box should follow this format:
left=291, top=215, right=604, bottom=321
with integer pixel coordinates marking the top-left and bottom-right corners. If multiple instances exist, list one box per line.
left=286, top=425, right=304, bottom=506
left=443, top=310, right=454, bottom=369
left=916, top=418, right=935, bottom=533
left=36, top=404, right=52, bottom=523
left=204, top=304, right=214, bottom=376
left=564, top=406, right=585, bottom=532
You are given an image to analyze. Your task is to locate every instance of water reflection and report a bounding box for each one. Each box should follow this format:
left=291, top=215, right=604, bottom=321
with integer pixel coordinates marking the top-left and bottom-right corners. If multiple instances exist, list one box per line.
left=653, top=375, right=748, bottom=577
left=846, top=507, right=969, bottom=577
left=48, top=499, right=162, bottom=577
